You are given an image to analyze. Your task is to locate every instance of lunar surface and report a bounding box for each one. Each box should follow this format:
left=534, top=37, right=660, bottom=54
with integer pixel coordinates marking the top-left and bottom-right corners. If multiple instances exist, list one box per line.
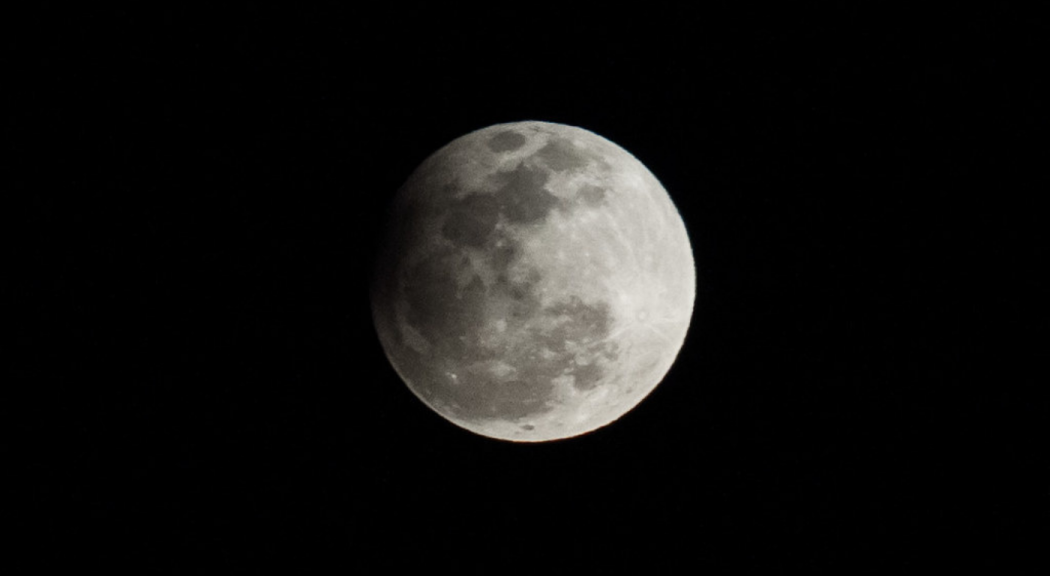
left=370, top=121, right=694, bottom=442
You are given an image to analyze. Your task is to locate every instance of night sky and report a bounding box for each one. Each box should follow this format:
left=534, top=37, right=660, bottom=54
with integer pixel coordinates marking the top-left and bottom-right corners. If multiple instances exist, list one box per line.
left=11, top=5, right=1045, bottom=572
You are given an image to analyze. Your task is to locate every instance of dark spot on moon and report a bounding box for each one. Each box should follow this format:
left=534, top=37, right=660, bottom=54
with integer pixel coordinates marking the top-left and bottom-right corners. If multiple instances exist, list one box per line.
left=534, top=296, right=619, bottom=392
left=572, top=362, right=604, bottom=391
left=402, top=254, right=491, bottom=360
left=402, top=255, right=458, bottom=334
left=491, top=268, right=543, bottom=325
left=495, top=379, right=554, bottom=419
left=487, top=131, right=527, bottom=153
left=542, top=296, right=613, bottom=344
left=509, top=301, right=533, bottom=321
left=493, top=163, right=559, bottom=225
left=578, top=184, right=607, bottom=206
left=441, top=193, right=500, bottom=247
left=509, top=284, right=529, bottom=300
left=536, top=137, right=589, bottom=172
left=490, top=239, right=518, bottom=273
left=521, top=424, right=535, bottom=431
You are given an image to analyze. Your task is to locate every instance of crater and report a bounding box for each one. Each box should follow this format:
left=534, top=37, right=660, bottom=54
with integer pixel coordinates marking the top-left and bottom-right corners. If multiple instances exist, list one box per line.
left=487, top=130, right=527, bottom=153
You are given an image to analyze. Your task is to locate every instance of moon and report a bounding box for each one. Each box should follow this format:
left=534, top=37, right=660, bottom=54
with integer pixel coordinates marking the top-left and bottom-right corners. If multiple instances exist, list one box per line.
left=370, top=121, right=695, bottom=442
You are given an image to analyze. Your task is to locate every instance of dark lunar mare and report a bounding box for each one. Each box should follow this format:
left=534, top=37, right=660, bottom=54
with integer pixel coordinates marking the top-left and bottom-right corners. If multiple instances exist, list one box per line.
left=491, top=163, right=560, bottom=225
left=486, top=130, right=527, bottom=153
left=536, top=137, right=590, bottom=172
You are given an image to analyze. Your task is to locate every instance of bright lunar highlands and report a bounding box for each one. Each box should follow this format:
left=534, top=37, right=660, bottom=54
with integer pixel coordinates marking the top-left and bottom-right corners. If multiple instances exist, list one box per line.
left=371, top=121, right=695, bottom=442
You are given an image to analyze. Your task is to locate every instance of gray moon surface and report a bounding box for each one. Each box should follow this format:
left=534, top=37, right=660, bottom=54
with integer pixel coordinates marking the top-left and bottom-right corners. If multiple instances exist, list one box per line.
left=370, top=121, right=695, bottom=442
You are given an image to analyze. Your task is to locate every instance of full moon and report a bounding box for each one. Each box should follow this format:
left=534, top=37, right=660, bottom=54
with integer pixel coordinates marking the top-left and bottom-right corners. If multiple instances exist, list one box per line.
left=370, top=121, right=695, bottom=442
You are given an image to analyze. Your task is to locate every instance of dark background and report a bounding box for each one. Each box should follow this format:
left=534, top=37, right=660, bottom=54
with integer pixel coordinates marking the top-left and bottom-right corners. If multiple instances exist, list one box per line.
left=9, top=4, right=1045, bottom=572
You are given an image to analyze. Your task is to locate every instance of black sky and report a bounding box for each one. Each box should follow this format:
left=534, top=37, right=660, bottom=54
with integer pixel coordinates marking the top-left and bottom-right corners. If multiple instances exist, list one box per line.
left=10, top=5, right=1046, bottom=572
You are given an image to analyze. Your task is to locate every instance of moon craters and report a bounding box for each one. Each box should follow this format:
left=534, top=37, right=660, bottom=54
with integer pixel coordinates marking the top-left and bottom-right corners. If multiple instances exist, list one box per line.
left=372, top=121, right=695, bottom=442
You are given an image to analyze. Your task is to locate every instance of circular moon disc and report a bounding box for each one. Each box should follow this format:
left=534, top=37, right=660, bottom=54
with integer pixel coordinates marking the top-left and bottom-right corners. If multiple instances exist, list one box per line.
left=371, top=121, right=695, bottom=442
